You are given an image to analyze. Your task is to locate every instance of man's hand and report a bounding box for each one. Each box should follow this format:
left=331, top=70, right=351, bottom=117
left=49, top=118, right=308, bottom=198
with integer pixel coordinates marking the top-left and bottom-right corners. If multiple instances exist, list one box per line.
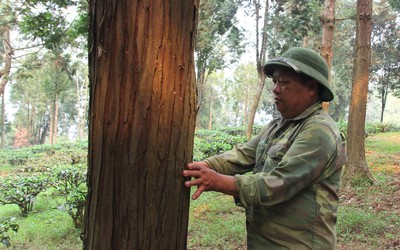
left=183, top=162, right=238, bottom=200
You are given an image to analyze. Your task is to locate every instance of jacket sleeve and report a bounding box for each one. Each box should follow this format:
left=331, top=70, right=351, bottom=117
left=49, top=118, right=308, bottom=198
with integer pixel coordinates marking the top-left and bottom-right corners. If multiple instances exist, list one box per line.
left=234, top=122, right=338, bottom=208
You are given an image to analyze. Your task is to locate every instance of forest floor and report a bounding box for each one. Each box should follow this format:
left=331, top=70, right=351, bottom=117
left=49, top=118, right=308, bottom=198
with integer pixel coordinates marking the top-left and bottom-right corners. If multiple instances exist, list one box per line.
left=336, top=172, right=400, bottom=250
left=335, top=132, right=400, bottom=250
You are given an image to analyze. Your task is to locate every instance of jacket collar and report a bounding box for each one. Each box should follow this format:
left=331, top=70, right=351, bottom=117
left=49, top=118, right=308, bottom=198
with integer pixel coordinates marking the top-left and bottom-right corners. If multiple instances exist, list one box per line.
left=283, top=102, right=322, bottom=121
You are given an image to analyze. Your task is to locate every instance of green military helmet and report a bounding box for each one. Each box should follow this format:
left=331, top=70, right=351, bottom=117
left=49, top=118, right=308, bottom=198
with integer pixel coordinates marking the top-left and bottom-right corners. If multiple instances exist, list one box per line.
left=263, top=47, right=334, bottom=102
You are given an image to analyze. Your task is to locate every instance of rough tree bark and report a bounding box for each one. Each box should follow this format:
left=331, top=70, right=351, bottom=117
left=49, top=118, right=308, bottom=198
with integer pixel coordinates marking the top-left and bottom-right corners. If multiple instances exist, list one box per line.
left=84, top=1, right=199, bottom=249
left=342, top=0, right=374, bottom=186
left=320, top=0, right=335, bottom=112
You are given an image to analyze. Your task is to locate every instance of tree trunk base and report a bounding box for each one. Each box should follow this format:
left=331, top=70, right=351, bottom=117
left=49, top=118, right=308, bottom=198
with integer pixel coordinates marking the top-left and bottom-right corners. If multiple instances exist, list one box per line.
left=341, top=162, right=375, bottom=188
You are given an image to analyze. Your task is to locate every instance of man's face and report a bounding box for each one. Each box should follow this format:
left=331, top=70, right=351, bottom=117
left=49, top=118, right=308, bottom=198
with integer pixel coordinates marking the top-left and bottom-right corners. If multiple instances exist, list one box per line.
left=272, top=66, right=318, bottom=119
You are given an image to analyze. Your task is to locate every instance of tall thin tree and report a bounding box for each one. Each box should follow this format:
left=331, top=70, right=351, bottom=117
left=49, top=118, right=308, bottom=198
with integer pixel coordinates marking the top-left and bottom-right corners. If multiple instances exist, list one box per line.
left=246, top=0, right=269, bottom=139
left=84, top=1, right=198, bottom=249
left=0, top=1, right=13, bottom=148
left=320, top=0, right=336, bottom=112
left=342, top=0, right=374, bottom=186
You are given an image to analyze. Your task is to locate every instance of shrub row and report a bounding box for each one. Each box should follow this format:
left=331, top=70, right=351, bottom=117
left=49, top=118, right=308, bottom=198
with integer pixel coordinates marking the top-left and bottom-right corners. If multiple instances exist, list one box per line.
left=337, top=122, right=400, bottom=137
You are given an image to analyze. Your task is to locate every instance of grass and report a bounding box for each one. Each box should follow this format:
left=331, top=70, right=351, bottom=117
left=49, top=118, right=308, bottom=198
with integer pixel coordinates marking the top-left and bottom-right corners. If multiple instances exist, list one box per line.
left=0, top=190, right=82, bottom=250
left=188, top=192, right=246, bottom=249
left=1, top=132, right=399, bottom=249
left=365, top=132, right=400, bottom=173
left=335, top=132, right=400, bottom=250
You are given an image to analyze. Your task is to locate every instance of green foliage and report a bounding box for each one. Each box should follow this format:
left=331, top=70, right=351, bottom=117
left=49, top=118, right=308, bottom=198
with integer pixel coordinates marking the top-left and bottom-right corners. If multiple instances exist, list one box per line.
left=10, top=51, right=81, bottom=145
left=336, top=121, right=400, bottom=138
left=370, top=0, right=400, bottom=121
left=196, top=0, right=245, bottom=73
left=188, top=191, right=246, bottom=249
left=0, top=218, right=19, bottom=248
left=0, top=197, right=82, bottom=249
left=50, top=164, right=87, bottom=229
left=194, top=128, right=248, bottom=161
left=388, top=0, right=400, bottom=11
left=195, top=0, right=245, bottom=118
left=0, top=173, right=50, bottom=216
left=193, top=125, right=265, bottom=161
left=267, top=0, right=324, bottom=56
left=65, top=0, right=89, bottom=48
left=6, top=153, right=29, bottom=167
left=16, top=0, right=84, bottom=49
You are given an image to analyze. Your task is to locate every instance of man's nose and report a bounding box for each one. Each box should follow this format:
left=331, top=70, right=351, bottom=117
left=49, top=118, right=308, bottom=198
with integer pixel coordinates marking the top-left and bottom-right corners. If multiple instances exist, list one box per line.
left=273, top=83, right=280, bottom=94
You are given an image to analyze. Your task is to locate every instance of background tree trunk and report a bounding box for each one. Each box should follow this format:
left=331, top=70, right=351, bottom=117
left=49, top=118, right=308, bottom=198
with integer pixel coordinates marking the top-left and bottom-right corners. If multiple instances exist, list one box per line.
left=1, top=95, right=4, bottom=148
left=49, top=94, right=59, bottom=145
left=246, top=0, right=268, bottom=139
left=342, top=0, right=374, bottom=186
left=1, top=24, right=12, bottom=148
left=320, top=0, right=335, bottom=112
left=207, top=96, right=213, bottom=130
left=85, top=1, right=198, bottom=249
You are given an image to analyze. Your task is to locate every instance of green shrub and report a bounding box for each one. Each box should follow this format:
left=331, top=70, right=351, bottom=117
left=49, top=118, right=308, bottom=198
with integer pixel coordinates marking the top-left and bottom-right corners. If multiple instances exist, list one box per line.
left=337, top=121, right=400, bottom=137
left=194, top=129, right=247, bottom=161
left=50, top=164, right=87, bottom=230
left=0, top=218, right=19, bottom=248
left=0, top=173, right=50, bottom=216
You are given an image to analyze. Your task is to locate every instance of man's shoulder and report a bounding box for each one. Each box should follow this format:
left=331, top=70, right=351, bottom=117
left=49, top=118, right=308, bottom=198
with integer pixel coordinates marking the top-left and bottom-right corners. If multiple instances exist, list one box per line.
left=307, top=108, right=338, bottom=130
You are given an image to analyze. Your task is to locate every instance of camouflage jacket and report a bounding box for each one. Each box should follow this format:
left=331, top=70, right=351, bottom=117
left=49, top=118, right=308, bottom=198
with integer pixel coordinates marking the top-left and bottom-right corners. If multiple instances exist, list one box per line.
left=205, top=102, right=347, bottom=249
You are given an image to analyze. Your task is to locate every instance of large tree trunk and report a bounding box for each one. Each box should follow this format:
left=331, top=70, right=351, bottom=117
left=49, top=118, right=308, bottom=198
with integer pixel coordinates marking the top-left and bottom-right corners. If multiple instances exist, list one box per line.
left=84, top=1, right=198, bottom=249
left=320, top=0, right=335, bottom=112
left=342, top=0, right=374, bottom=186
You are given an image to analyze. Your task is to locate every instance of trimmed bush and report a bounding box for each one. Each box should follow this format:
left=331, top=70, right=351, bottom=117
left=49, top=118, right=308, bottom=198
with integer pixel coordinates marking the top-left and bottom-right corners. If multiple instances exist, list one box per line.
left=0, top=173, right=50, bottom=216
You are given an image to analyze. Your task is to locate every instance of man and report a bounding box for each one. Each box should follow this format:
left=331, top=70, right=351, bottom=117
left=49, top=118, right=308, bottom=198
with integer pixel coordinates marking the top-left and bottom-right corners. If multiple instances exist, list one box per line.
left=183, top=47, right=347, bottom=249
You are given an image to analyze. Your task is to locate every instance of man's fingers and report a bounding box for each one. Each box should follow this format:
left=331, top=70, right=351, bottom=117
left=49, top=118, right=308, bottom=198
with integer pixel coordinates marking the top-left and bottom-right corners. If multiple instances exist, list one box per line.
left=183, top=169, right=201, bottom=178
left=187, top=163, right=203, bottom=170
left=184, top=177, right=201, bottom=187
left=192, top=186, right=205, bottom=200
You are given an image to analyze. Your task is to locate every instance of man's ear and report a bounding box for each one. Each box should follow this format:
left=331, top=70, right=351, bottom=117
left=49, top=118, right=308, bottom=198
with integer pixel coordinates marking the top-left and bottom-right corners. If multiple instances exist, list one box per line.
left=308, top=80, right=322, bottom=100
left=310, top=79, right=319, bottom=91
left=308, top=79, right=319, bottom=92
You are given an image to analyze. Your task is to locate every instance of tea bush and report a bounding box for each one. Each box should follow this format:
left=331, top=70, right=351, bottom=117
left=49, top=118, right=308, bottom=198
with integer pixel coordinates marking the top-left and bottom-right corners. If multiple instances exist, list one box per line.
left=337, top=121, right=400, bottom=138
left=194, top=129, right=247, bottom=161
left=0, top=173, right=50, bottom=216
left=50, top=164, right=87, bottom=230
left=0, top=218, right=19, bottom=248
